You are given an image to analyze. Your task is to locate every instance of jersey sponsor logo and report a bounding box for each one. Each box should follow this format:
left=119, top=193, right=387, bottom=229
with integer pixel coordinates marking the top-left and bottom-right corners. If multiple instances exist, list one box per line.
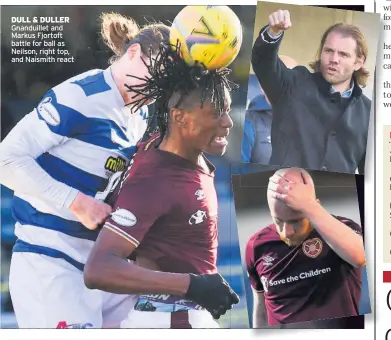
left=195, top=189, right=205, bottom=200
left=260, top=267, right=332, bottom=293
left=104, top=156, right=126, bottom=173
left=110, top=208, right=137, bottom=227
left=302, top=238, right=323, bottom=258
left=261, top=255, right=275, bottom=266
left=37, top=97, right=60, bottom=126
left=98, top=151, right=136, bottom=201
left=56, top=321, right=93, bottom=329
left=189, top=210, right=207, bottom=225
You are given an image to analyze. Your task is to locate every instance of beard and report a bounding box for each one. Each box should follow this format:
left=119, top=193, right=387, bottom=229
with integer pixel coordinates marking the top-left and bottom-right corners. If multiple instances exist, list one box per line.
left=321, top=63, right=353, bottom=87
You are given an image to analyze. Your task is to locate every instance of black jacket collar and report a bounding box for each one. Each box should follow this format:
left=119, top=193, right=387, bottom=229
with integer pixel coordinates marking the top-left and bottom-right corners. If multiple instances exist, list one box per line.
left=312, top=72, right=362, bottom=98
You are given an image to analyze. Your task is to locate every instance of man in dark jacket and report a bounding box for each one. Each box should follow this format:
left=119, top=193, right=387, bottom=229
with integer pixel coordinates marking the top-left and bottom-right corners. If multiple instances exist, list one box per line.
left=252, top=9, right=371, bottom=174
left=242, top=56, right=298, bottom=164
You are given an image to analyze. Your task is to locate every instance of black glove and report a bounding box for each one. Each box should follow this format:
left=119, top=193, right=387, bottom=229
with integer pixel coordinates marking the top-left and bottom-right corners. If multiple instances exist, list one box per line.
left=185, top=273, right=240, bottom=319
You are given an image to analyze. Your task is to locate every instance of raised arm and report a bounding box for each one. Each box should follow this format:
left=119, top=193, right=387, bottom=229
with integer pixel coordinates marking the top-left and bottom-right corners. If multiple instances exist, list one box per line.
left=302, top=206, right=365, bottom=268
left=251, top=10, right=297, bottom=105
left=269, top=171, right=366, bottom=268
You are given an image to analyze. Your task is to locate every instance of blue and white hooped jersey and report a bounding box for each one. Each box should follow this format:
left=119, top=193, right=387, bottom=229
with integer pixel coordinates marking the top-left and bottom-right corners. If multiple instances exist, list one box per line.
left=12, top=68, right=148, bottom=271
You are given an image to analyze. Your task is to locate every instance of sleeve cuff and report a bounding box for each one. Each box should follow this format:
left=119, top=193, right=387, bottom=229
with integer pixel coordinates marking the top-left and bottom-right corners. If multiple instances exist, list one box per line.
left=261, top=25, right=283, bottom=43
left=63, top=187, right=80, bottom=208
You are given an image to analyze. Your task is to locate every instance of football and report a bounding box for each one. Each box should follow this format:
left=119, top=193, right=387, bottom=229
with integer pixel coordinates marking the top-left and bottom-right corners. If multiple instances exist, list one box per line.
left=169, top=5, right=243, bottom=70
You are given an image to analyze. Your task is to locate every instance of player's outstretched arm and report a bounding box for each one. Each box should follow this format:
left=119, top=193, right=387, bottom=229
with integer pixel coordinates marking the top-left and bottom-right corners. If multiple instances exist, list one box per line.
left=251, top=10, right=295, bottom=105
left=84, top=226, right=191, bottom=295
left=253, top=291, right=269, bottom=328
left=84, top=225, right=239, bottom=319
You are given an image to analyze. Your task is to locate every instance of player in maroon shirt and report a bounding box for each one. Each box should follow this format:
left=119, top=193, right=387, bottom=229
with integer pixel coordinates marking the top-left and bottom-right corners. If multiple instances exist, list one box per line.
left=246, top=167, right=366, bottom=327
left=83, top=43, right=239, bottom=328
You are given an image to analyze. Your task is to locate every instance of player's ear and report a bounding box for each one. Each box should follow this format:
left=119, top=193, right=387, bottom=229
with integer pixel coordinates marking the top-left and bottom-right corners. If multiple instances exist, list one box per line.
left=354, top=55, right=365, bottom=71
left=171, top=108, right=187, bottom=128
left=316, top=198, right=320, bottom=204
left=127, top=43, right=142, bottom=61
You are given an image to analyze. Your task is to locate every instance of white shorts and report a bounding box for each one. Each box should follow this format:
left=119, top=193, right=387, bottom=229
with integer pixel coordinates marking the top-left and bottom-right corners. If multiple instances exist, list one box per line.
left=120, top=294, right=219, bottom=329
left=9, top=252, right=137, bottom=328
left=120, top=310, right=220, bottom=329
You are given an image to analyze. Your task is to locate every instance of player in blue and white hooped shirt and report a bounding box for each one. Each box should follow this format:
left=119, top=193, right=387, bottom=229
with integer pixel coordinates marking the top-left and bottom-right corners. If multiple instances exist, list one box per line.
left=0, top=13, right=169, bottom=328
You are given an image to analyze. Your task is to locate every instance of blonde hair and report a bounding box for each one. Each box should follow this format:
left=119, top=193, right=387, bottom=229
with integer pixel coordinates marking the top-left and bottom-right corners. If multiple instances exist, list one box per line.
left=100, top=12, right=170, bottom=64
left=309, top=23, right=369, bottom=87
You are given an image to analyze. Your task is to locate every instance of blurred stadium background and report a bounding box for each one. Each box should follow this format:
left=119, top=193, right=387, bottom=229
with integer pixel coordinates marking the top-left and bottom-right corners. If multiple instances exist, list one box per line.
left=0, top=5, right=255, bottom=328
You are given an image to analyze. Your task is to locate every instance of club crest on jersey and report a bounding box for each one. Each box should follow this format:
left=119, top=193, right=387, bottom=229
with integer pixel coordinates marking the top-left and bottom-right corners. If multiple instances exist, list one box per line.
left=110, top=208, right=137, bottom=227
left=105, top=156, right=126, bottom=173
left=37, top=96, right=60, bottom=126
left=302, top=238, right=323, bottom=258
left=189, top=210, right=207, bottom=225
left=194, top=189, right=205, bottom=200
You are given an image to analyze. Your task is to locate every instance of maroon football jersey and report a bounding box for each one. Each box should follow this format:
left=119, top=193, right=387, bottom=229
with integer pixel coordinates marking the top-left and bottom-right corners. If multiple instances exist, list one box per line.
left=104, top=137, right=218, bottom=274
left=246, top=216, right=363, bottom=325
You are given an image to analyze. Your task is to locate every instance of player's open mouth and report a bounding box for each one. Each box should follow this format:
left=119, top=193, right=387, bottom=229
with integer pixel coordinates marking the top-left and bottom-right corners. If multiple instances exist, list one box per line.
left=213, top=136, right=228, bottom=146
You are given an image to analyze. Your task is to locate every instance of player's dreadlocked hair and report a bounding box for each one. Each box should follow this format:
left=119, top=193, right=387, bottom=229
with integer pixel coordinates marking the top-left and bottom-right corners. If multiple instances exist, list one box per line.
left=125, top=42, right=238, bottom=138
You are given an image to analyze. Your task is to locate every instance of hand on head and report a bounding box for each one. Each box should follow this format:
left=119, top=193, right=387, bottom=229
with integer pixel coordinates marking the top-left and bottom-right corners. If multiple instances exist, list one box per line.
left=267, top=168, right=318, bottom=213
